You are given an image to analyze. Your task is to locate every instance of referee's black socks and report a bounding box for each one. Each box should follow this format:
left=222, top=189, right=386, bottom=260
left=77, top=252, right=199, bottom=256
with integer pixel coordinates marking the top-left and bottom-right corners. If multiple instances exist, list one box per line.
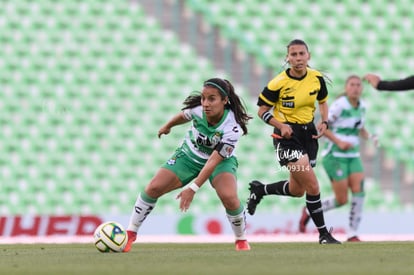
left=306, top=193, right=328, bottom=234
left=265, top=180, right=291, bottom=196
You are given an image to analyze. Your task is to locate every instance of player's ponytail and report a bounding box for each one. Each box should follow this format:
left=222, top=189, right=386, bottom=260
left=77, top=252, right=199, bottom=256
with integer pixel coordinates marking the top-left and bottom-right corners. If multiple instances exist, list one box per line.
left=182, top=92, right=202, bottom=110
left=220, top=79, right=252, bottom=135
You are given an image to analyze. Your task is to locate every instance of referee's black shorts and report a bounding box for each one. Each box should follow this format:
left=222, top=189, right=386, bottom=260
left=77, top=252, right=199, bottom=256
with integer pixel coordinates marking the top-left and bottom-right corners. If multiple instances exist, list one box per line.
left=272, top=122, right=318, bottom=168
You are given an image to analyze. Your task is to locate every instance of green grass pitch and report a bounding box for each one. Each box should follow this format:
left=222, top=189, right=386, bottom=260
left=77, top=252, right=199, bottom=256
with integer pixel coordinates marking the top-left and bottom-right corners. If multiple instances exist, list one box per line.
left=1, top=242, right=413, bottom=275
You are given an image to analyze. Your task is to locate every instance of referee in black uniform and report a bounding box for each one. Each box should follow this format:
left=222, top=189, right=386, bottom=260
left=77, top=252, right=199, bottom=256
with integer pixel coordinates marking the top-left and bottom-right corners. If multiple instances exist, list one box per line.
left=247, top=39, right=340, bottom=244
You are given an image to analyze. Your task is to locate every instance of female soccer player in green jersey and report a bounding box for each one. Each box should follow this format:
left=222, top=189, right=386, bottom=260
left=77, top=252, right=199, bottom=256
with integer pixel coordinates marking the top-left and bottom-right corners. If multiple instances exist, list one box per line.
left=124, top=78, right=252, bottom=252
left=246, top=39, right=340, bottom=244
left=300, top=75, right=375, bottom=242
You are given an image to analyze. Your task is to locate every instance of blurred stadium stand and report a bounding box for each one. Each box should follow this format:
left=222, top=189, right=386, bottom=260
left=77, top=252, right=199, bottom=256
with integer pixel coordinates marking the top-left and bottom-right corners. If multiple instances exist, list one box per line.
left=0, top=0, right=412, bottom=216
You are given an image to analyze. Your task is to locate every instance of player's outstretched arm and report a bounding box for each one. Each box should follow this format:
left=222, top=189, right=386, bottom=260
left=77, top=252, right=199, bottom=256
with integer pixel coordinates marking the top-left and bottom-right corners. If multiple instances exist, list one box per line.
left=158, top=112, right=189, bottom=138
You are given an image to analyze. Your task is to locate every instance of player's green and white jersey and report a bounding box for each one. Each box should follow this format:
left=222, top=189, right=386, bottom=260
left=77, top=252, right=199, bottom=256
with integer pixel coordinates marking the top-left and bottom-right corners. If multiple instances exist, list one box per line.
left=321, top=96, right=366, bottom=158
left=181, top=106, right=242, bottom=164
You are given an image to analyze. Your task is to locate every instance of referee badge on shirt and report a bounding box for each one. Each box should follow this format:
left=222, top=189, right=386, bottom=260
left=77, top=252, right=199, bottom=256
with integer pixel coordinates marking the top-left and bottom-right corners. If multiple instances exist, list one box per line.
left=282, top=101, right=295, bottom=108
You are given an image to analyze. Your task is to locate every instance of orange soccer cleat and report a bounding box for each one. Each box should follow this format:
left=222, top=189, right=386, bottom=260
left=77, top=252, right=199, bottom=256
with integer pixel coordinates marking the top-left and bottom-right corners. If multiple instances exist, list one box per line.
left=123, top=230, right=137, bottom=252
left=235, top=239, right=251, bottom=251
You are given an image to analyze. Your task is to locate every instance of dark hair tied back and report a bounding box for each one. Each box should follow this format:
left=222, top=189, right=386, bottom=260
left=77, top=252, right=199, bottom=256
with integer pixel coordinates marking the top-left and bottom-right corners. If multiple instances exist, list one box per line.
left=182, top=78, right=252, bottom=135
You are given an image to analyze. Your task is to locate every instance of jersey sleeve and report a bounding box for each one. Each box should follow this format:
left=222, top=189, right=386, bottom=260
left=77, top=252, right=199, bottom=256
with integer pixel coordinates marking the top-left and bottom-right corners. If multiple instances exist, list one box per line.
left=377, top=75, right=414, bottom=91
left=328, top=98, right=343, bottom=123
left=182, top=109, right=192, bottom=120
left=257, top=86, right=279, bottom=106
left=221, top=124, right=242, bottom=147
left=182, top=106, right=202, bottom=120
left=316, top=76, right=328, bottom=103
left=258, top=73, right=286, bottom=107
left=217, top=123, right=242, bottom=158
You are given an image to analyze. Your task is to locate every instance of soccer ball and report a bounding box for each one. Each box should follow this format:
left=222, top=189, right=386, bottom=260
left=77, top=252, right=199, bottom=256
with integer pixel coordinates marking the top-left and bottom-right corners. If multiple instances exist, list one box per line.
left=93, top=221, right=128, bottom=253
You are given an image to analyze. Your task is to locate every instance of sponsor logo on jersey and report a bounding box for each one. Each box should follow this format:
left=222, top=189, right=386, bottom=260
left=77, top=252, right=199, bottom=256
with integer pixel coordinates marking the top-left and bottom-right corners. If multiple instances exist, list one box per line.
left=336, top=169, right=343, bottom=177
left=282, top=101, right=295, bottom=108
left=166, top=158, right=176, bottom=165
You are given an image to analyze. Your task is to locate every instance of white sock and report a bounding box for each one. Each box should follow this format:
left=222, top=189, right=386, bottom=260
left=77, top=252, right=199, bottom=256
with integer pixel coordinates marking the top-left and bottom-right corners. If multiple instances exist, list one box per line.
left=226, top=210, right=247, bottom=240
left=127, top=193, right=156, bottom=233
left=321, top=197, right=337, bottom=212
left=349, top=194, right=364, bottom=237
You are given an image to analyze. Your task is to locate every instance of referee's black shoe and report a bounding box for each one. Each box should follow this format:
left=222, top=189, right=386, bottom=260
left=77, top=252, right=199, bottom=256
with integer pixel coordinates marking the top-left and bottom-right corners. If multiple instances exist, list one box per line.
left=246, top=180, right=264, bottom=215
left=319, top=228, right=341, bottom=244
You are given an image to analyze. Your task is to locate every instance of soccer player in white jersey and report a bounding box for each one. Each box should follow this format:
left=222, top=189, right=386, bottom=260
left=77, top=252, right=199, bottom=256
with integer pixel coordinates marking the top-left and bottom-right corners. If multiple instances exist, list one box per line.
left=299, top=75, right=375, bottom=241
left=124, top=78, right=252, bottom=252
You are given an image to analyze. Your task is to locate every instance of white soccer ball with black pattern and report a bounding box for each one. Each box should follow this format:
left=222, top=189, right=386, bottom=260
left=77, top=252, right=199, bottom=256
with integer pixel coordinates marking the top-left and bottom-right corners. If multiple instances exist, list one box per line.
left=93, top=221, right=128, bottom=253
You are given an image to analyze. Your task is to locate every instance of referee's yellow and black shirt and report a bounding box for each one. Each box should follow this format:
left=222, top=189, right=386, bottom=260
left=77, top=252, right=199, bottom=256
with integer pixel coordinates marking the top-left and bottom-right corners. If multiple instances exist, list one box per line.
left=258, top=68, right=328, bottom=124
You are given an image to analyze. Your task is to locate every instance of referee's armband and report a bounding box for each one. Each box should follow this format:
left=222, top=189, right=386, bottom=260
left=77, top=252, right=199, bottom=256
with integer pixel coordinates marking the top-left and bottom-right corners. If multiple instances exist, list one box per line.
left=261, top=111, right=274, bottom=124
left=215, top=142, right=235, bottom=158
